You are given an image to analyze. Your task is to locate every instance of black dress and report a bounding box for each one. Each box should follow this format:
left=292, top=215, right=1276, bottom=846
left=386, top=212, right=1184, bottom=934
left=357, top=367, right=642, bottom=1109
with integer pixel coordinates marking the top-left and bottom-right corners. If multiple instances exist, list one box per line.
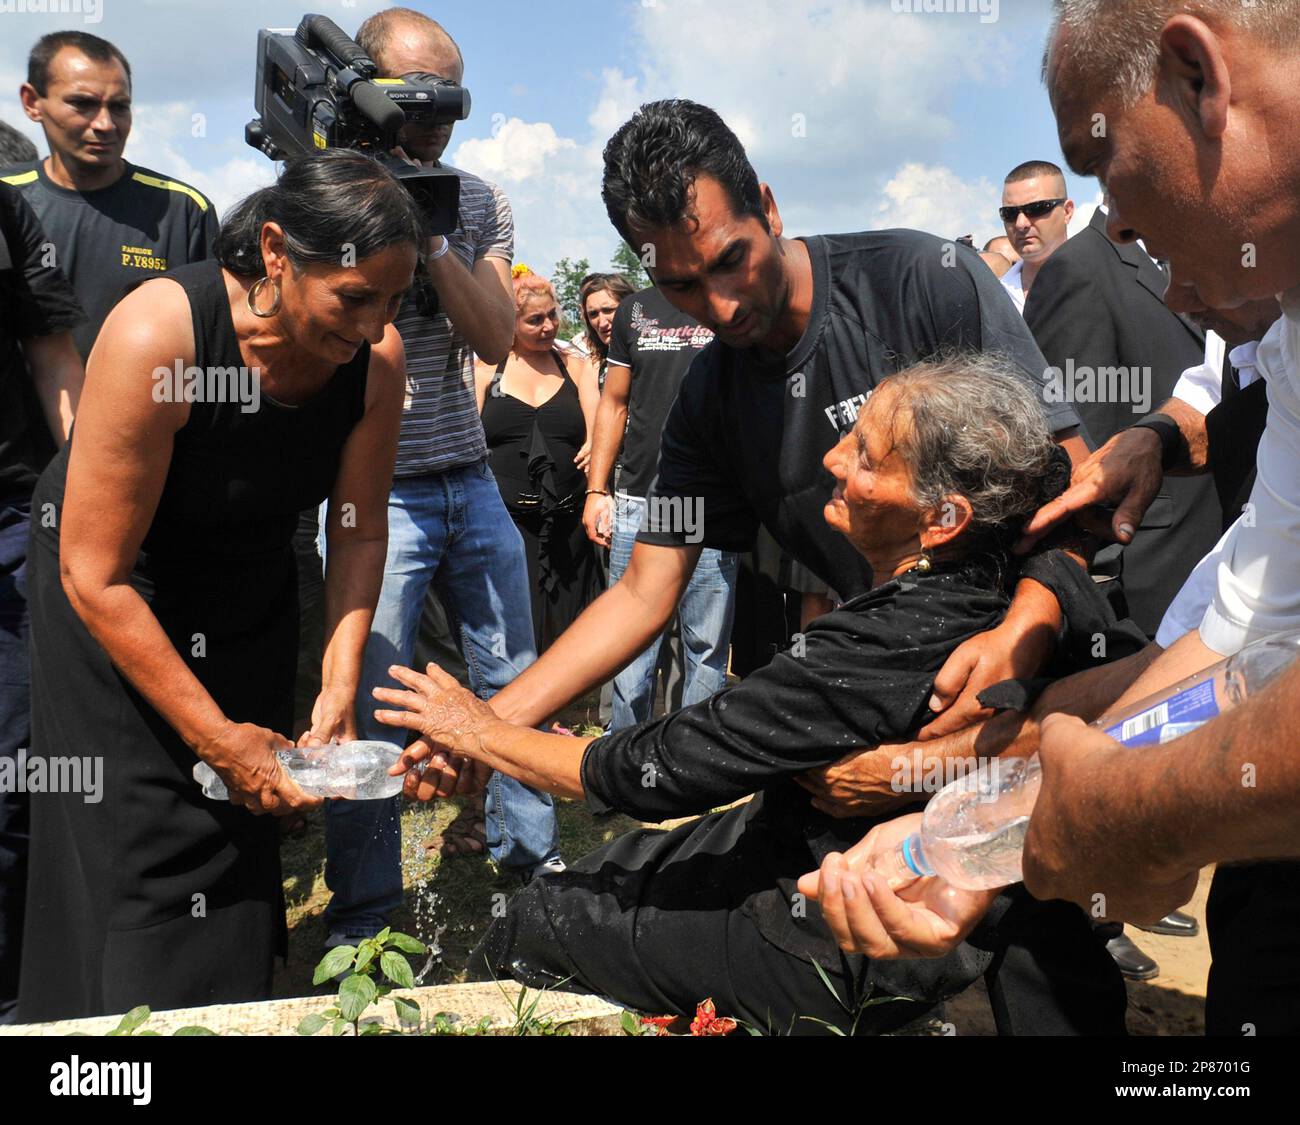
left=481, top=351, right=600, bottom=652
left=475, top=551, right=1146, bottom=1035
left=18, top=260, right=370, bottom=1023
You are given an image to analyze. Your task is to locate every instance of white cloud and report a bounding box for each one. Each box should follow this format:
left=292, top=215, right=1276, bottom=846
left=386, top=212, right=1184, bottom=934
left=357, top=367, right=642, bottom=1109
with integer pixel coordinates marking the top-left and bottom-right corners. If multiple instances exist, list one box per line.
left=125, top=100, right=275, bottom=218
left=587, top=68, right=642, bottom=138
left=450, top=117, right=615, bottom=278
left=870, top=162, right=1001, bottom=241
left=452, top=118, right=578, bottom=185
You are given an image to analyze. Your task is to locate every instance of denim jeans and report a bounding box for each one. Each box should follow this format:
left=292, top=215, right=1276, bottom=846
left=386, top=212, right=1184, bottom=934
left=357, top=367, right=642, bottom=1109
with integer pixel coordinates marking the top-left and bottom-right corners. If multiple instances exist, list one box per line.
left=608, top=493, right=738, bottom=730
left=322, top=461, right=559, bottom=941
left=0, top=498, right=31, bottom=1023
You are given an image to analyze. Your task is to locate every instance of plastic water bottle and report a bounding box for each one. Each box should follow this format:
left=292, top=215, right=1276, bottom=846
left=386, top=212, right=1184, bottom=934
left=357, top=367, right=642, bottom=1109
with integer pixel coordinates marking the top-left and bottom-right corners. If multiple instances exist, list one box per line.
left=193, top=740, right=407, bottom=802
left=878, top=628, right=1300, bottom=891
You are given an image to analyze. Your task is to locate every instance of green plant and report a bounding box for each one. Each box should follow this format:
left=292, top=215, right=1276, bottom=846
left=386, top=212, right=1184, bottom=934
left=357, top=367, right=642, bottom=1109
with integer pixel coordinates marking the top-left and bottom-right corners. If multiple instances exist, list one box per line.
left=101, top=1006, right=216, bottom=1037
left=796, top=959, right=906, bottom=1037
left=298, top=927, right=427, bottom=1037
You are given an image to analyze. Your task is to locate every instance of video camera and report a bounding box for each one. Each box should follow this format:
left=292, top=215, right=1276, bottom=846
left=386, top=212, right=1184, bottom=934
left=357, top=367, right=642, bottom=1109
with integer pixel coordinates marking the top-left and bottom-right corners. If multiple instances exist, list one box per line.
left=245, top=13, right=471, bottom=235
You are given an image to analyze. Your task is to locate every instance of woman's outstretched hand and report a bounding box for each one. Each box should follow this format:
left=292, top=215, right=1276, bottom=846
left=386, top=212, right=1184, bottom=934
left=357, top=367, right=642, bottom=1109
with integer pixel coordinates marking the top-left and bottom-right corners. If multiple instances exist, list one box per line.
left=374, top=663, right=497, bottom=803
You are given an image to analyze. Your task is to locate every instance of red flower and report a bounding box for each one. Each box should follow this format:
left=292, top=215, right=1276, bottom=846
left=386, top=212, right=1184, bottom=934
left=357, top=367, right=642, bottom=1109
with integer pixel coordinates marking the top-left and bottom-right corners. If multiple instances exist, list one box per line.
left=689, top=998, right=737, bottom=1036
left=640, top=1014, right=678, bottom=1037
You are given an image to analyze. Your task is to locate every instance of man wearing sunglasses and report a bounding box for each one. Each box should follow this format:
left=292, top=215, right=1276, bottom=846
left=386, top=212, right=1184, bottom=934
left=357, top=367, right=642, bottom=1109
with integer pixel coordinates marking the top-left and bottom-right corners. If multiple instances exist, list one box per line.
left=998, top=162, right=1075, bottom=314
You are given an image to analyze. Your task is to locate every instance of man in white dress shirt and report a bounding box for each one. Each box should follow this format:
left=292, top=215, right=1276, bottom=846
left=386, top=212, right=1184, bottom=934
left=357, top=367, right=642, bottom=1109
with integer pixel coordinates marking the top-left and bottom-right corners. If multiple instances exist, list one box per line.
left=998, top=161, right=1075, bottom=314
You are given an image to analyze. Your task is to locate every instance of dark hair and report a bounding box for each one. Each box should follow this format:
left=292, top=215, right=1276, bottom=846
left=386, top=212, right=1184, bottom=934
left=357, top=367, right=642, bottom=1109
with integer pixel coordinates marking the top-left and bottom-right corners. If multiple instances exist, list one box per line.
left=28, top=32, right=132, bottom=97
left=577, top=272, right=635, bottom=360
left=0, top=119, right=38, bottom=166
left=215, top=150, right=428, bottom=279
left=1005, top=160, right=1065, bottom=186
left=601, top=99, right=768, bottom=247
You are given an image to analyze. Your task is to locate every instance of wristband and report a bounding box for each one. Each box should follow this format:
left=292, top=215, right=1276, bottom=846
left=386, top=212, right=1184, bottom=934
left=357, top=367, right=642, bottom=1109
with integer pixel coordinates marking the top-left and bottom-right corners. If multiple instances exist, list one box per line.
left=428, top=235, right=452, bottom=262
left=585, top=489, right=610, bottom=498
left=1130, top=412, right=1186, bottom=472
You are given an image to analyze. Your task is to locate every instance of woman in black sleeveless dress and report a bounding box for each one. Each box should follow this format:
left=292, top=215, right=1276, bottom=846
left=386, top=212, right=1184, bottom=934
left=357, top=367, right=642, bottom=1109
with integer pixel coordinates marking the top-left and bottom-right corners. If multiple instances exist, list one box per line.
left=476, top=271, right=602, bottom=653
left=17, top=153, right=425, bottom=1023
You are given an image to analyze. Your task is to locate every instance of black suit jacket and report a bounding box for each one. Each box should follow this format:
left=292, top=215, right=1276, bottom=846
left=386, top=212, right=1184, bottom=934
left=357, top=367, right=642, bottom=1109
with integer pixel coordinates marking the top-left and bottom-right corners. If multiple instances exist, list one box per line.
left=1024, top=209, right=1222, bottom=635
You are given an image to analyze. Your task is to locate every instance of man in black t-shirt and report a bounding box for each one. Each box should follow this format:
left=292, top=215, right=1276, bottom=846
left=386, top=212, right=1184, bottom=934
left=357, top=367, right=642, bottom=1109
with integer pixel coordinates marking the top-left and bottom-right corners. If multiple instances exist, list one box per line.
left=0, top=181, right=84, bottom=1024
left=2, top=32, right=218, bottom=360
left=584, top=286, right=737, bottom=729
left=491, top=100, right=1088, bottom=742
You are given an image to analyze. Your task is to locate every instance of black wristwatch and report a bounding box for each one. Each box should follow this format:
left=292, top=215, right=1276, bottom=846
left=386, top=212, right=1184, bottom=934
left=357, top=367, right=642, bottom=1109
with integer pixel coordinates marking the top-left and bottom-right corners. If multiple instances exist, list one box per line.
left=1130, top=412, right=1187, bottom=472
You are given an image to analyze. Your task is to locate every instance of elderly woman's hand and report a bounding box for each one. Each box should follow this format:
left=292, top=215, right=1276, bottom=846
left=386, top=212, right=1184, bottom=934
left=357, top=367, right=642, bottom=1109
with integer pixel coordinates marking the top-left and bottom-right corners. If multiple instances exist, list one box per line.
left=795, top=743, right=919, bottom=818
left=373, top=661, right=499, bottom=774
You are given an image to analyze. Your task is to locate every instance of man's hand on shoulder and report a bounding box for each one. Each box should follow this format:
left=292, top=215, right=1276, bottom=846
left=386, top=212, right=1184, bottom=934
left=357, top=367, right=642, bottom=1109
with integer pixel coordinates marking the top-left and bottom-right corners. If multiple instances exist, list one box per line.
left=1019, top=426, right=1165, bottom=551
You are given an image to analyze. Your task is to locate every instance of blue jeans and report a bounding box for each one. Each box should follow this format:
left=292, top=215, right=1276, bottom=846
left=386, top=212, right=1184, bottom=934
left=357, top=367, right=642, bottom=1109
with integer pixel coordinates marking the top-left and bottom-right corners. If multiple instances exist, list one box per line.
left=0, top=498, right=31, bottom=1023
left=609, top=494, right=738, bottom=730
left=322, top=462, right=559, bottom=940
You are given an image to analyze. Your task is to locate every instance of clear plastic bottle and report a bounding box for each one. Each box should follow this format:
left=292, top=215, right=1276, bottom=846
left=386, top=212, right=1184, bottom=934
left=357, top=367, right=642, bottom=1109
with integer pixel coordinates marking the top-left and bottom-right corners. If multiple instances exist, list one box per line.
left=193, top=740, right=407, bottom=802
left=879, top=628, right=1300, bottom=891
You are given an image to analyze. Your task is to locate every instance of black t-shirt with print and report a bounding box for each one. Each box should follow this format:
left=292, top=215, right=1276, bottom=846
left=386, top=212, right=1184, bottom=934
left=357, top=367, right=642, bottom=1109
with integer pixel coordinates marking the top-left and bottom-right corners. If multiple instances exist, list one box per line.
left=637, top=229, right=1082, bottom=599
left=605, top=286, right=715, bottom=498
left=0, top=182, right=84, bottom=499
left=0, top=160, right=219, bottom=359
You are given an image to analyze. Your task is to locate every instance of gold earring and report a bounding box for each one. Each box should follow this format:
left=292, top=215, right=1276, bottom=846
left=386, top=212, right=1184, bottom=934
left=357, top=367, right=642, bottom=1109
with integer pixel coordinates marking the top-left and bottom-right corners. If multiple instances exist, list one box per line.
left=915, top=552, right=933, bottom=574
left=248, top=275, right=282, bottom=318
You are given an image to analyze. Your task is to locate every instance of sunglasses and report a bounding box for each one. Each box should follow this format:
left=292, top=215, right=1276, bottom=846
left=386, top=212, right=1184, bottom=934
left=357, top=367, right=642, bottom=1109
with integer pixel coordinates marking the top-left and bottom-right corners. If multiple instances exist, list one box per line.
left=999, top=199, right=1066, bottom=224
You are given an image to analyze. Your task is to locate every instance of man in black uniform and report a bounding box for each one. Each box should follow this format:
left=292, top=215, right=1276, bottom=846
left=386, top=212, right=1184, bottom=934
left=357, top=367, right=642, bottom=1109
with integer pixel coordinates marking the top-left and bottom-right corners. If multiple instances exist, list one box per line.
left=2, top=31, right=218, bottom=359
left=0, top=182, right=84, bottom=1023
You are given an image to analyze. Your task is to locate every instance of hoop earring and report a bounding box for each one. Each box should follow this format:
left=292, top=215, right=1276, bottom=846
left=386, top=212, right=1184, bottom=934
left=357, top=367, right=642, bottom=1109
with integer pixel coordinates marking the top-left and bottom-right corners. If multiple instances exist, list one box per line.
left=248, top=276, right=282, bottom=319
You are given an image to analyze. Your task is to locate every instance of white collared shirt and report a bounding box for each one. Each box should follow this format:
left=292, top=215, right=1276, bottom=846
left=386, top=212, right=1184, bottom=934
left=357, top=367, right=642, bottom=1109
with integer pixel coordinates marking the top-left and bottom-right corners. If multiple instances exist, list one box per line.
left=1171, top=334, right=1261, bottom=416
left=1154, top=329, right=1274, bottom=650
left=1000, top=259, right=1027, bottom=315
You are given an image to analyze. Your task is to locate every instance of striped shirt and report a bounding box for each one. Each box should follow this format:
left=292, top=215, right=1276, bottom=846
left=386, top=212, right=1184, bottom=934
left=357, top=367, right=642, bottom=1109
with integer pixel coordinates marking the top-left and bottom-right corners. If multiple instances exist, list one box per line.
left=393, top=163, right=514, bottom=477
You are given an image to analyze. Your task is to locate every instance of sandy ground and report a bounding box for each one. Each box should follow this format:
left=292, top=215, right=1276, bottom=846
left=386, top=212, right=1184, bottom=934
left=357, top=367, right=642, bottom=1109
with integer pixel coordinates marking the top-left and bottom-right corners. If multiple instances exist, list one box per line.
left=947, top=868, right=1212, bottom=1035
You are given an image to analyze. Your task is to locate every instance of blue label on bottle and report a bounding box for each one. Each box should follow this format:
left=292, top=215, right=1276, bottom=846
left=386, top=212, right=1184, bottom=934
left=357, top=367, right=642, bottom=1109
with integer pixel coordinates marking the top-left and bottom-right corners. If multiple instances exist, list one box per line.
left=1104, top=679, right=1221, bottom=747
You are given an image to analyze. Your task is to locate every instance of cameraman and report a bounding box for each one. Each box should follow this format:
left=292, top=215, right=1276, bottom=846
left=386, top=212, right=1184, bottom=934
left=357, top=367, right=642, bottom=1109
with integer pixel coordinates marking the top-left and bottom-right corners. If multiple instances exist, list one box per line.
left=322, top=8, right=560, bottom=950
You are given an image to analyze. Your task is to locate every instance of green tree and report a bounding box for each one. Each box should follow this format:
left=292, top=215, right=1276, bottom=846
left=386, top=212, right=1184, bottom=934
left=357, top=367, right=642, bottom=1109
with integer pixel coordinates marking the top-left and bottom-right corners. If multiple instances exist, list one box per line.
left=551, top=256, right=591, bottom=338
left=610, top=241, right=651, bottom=291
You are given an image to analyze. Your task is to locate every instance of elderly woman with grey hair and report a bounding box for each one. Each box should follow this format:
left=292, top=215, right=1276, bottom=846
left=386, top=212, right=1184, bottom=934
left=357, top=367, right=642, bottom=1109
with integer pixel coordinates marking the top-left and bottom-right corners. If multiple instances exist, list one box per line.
left=373, top=355, right=1143, bottom=1035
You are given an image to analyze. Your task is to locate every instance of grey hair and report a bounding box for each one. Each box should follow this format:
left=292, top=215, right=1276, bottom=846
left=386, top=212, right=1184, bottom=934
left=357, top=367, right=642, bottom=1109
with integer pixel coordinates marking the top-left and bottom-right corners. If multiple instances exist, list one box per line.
left=1046, top=0, right=1300, bottom=108
left=876, top=354, right=1059, bottom=534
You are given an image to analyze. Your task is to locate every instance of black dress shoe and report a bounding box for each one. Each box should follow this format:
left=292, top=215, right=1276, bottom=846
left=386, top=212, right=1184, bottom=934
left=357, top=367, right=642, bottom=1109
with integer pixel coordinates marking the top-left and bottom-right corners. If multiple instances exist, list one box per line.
left=1106, top=933, right=1160, bottom=981
left=1134, top=910, right=1200, bottom=938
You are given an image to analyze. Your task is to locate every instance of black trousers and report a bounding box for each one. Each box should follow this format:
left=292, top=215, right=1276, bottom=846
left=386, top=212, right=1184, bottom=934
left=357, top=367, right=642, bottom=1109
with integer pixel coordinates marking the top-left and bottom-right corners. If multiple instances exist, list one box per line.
left=1206, top=862, right=1300, bottom=1037
left=472, top=810, right=1127, bottom=1036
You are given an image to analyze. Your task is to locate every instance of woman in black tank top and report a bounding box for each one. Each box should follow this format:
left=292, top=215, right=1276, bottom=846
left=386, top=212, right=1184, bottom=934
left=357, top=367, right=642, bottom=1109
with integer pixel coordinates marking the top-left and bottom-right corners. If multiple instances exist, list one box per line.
left=17, top=154, right=425, bottom=1023
left=476, top=270, right=601, bottom=652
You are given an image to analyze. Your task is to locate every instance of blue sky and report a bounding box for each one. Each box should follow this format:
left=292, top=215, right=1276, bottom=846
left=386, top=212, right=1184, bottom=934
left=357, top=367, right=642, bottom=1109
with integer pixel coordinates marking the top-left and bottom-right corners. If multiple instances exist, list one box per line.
left=0, top=0, right=1103, bottom=277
